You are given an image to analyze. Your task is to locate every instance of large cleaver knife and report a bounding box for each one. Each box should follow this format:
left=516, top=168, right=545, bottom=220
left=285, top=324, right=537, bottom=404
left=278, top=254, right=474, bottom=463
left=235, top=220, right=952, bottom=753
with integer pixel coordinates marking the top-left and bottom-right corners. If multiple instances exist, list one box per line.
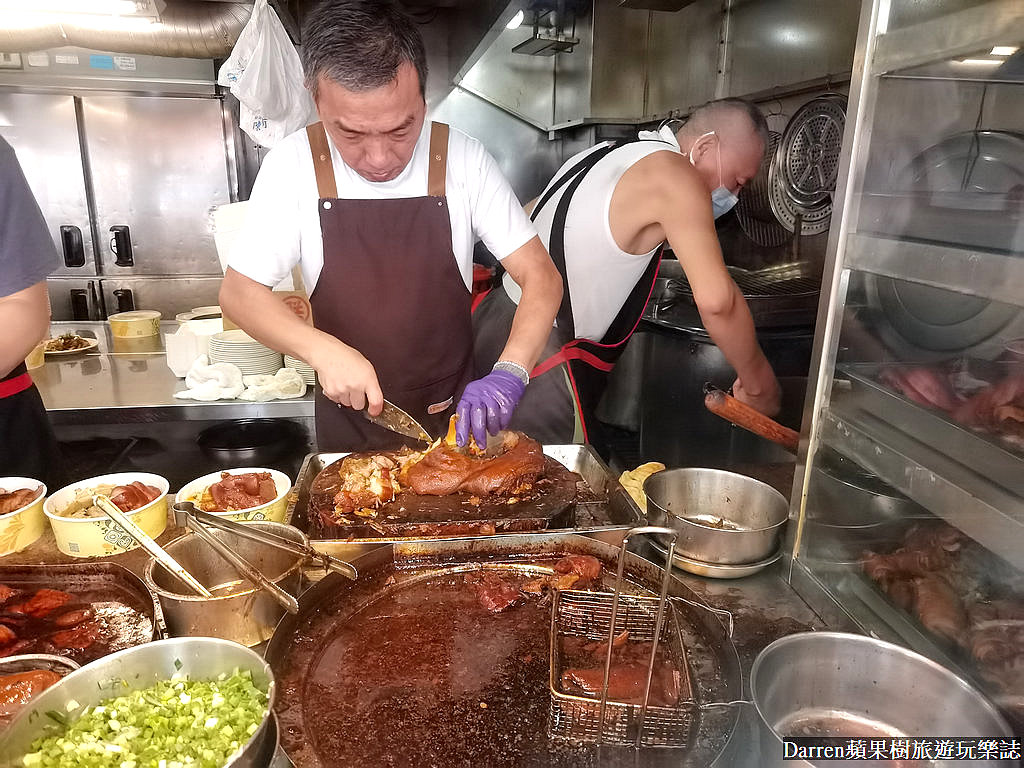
left=363, top=399, right=433, bottom=444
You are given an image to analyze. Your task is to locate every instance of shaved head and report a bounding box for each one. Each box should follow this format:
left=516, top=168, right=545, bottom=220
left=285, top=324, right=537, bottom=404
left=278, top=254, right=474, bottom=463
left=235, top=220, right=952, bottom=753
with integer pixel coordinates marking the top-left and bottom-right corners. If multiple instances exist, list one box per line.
left=678, top=98, right=769, bottom=147
left=674, top=98, right=768, bottom=196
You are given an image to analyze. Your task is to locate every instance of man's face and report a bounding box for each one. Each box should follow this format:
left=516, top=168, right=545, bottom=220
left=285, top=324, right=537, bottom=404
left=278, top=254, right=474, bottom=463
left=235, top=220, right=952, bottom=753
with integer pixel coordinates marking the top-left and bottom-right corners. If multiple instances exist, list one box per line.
left=315, top=61, right=426, bottom=183
left=691, top=130, right=764, bottom=195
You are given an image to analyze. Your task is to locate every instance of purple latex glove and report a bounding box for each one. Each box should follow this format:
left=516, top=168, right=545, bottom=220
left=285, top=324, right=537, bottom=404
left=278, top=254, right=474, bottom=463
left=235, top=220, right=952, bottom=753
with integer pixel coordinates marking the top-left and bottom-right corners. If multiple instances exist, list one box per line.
left=456, top=369, right=526, bottom=447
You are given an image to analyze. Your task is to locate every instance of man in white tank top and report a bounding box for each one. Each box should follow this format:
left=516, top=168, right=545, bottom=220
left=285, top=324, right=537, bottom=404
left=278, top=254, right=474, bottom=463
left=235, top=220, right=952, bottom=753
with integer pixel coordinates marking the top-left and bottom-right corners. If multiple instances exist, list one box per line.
left=472, top=98, right=781, bottom=452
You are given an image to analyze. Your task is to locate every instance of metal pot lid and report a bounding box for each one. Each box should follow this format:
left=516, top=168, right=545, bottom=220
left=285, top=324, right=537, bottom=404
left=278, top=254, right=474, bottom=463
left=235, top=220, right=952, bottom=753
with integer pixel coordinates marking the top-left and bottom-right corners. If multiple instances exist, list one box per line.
left=778, top=95, right=847, bottom=208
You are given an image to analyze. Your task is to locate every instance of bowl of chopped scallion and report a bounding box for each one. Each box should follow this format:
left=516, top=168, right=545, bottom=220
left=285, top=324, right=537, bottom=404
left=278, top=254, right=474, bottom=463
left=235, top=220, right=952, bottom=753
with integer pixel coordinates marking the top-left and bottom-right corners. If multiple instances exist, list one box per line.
left=0, top=637, right=275, bottom=768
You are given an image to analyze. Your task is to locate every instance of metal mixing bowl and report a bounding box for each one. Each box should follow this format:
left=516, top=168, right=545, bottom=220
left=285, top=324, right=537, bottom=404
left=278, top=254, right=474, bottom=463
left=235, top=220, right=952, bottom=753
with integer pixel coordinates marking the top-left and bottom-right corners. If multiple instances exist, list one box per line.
left=0, top=637, right=276, bottom=768
left=143, top=522, right=307, bottom=648
left=750, top=632, right=1014, bottom=768
left=644, top=467, right=789, bottom=564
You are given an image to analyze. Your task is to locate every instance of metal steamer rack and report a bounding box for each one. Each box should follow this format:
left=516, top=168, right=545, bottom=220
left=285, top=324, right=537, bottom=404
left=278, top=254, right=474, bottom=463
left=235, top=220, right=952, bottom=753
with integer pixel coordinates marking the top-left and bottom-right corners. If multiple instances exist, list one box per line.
left=548, top=527, right=741, bottom=750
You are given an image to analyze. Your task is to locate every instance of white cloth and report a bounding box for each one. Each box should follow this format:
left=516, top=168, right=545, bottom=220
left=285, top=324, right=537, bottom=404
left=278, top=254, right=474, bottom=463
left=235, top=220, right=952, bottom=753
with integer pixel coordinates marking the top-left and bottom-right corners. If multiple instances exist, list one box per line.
left=240, top=368, right=306, bottom=401
left=228, top=120, right=537, bottom=292
left=174, top=356, right=245, bottom=401
left=503, top=130, right=680, bottom=342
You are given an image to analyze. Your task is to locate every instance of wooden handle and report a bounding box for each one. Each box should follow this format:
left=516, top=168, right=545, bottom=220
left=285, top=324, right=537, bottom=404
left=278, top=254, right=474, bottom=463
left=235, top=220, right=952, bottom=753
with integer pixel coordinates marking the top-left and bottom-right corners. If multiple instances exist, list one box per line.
left=704, top=388, right=799, bottom=454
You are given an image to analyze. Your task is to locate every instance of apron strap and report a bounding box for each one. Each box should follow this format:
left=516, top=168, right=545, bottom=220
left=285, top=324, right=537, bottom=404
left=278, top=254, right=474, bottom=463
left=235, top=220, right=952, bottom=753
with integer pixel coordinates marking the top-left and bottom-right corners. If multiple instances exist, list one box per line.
left=538, top=142, right=619, bottom=340
left=306, top=122, right=338, bottom=199
left=427, top=122, right=450, bottom=197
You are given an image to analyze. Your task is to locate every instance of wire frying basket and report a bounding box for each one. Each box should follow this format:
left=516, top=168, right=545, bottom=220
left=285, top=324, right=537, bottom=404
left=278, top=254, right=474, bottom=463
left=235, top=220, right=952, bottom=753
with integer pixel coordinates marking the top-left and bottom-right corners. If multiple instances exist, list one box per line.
left=548, top=526, right=703, bottom=749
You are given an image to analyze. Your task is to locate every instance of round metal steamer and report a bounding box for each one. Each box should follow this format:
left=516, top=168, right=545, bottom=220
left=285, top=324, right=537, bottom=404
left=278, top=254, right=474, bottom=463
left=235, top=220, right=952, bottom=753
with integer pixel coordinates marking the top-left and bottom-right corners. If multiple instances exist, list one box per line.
left=769, top=95, right=847, bottom=236
left=777, top=95, right=846, bottom=207
left=265, top=534, right=744, bottom=768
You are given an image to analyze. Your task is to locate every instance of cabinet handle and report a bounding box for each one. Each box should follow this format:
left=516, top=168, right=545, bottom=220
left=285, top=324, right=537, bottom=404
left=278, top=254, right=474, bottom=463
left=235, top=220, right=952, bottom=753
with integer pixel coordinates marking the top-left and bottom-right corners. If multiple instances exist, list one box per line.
left=113, top=288, right=135, bottom=313
left=70, top=289, right=90, bottom=321
left=109, top=225, right=134, bottom=267
left=60, top=225, right=85, bottom=268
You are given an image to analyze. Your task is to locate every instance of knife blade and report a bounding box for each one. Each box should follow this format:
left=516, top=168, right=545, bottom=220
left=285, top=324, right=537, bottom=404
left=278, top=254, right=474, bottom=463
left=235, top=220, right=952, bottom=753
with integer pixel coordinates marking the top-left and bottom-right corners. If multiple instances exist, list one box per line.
left=363, top=399, right=433, bottom=444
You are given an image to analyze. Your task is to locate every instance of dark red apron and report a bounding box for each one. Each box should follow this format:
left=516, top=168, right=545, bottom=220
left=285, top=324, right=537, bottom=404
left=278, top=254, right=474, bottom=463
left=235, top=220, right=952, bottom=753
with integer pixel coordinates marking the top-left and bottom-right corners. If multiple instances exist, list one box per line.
left=306, top=122, right=474, bottom=451
left=472, top=140, right=663, bottom=453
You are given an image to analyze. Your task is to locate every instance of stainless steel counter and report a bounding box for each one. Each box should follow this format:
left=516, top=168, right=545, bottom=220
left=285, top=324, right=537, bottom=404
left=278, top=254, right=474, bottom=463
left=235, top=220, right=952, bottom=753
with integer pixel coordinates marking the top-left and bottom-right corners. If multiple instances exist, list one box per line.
left=34, top=322, right=314, bottom=425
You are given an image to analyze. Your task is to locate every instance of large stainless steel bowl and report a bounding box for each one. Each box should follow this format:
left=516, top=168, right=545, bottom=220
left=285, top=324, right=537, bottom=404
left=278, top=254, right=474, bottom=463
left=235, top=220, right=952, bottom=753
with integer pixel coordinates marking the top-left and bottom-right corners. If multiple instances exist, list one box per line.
left=644, top=467, right=789, bottom=564
left=143, top=522, right=307, bottom=647
left=0, top=637, right=276, bottom=768
left=750, top=632, right=1015, bottom=768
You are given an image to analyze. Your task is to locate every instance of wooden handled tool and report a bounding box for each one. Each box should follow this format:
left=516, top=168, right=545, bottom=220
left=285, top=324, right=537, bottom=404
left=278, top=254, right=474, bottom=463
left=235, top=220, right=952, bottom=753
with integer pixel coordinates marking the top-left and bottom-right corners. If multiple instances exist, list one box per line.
left=703, top=383, right=799, bottom=454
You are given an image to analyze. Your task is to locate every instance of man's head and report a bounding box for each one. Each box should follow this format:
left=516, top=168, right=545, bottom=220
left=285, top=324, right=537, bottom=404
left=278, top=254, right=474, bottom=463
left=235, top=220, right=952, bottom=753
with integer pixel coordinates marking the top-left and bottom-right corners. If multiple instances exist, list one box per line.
left=675, top=98, right=768, bottom=196
left=301, top=1, right=428, bottom=183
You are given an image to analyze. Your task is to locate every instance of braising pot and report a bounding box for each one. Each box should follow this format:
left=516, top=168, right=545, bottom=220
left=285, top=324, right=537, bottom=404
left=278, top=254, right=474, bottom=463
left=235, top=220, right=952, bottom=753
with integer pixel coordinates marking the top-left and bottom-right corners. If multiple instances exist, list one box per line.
left=644, top=467, right=788, bottom=564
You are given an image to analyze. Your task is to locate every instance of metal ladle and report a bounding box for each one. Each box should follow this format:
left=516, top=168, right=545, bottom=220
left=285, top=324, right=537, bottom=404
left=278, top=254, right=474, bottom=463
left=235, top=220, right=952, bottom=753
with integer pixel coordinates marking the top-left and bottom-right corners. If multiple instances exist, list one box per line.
left=94, top=494, right=213, bottom=598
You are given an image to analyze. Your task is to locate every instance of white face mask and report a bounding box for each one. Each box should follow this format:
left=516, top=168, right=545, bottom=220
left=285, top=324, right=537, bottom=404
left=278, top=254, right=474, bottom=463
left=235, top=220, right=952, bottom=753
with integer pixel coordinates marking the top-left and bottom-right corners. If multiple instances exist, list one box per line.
left=689, top=131, right=738, bottom=219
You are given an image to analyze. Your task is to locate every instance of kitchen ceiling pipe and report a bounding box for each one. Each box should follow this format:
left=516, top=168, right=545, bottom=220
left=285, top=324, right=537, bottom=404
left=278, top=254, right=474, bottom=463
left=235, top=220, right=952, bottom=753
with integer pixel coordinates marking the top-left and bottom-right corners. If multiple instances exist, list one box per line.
left=0, top=1, right=252, bottom=58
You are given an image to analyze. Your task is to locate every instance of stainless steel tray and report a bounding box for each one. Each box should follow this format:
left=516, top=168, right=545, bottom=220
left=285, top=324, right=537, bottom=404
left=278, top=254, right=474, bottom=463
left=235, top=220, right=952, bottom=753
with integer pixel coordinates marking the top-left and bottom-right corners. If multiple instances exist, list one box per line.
left=286, top=445, right=645, bottom=559
left=838, top=363, right=1024, bottom=496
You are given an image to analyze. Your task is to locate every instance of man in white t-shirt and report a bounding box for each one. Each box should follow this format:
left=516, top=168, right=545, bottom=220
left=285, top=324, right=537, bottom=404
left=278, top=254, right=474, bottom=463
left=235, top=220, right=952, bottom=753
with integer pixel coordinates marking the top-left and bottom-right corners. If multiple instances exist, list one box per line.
left=473, top=98, right=781, bottom=452
left=220, top=0, right=561, bottom=451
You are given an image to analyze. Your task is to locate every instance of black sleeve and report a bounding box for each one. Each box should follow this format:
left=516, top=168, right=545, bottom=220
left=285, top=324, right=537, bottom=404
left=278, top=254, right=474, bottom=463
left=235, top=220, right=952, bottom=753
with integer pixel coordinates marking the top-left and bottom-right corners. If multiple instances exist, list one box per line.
left=0, top=136, right=59, bottom=298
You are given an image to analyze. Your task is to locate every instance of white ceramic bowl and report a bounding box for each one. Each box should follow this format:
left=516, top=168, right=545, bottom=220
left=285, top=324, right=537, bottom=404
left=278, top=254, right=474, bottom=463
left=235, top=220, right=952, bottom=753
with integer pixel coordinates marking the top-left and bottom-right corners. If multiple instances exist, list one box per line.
left=175, top=468, right=291, bottom=523
left=0, top=478, right=47, bottom=556
left=43, top=472, right=169, bottom=557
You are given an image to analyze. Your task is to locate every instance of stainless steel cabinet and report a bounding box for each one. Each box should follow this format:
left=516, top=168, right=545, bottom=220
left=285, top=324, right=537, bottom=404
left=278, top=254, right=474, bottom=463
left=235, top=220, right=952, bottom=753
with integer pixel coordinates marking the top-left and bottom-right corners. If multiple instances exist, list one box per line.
left=789, top=0, right=1024, bottom=728
left=0, top=92, right=97, bottom=276
left=81, top=96, right=230, bottom=276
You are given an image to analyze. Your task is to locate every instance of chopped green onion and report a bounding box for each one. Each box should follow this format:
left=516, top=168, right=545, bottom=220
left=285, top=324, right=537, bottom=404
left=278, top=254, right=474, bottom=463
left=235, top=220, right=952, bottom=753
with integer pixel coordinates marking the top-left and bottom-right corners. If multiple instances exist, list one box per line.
left=21, top=669, right=268, bottom=768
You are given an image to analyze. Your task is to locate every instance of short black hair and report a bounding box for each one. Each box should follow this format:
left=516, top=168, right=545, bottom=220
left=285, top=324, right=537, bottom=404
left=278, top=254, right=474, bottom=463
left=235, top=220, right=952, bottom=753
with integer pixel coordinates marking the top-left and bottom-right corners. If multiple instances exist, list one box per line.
left=301, top=0, right=428, bottom=100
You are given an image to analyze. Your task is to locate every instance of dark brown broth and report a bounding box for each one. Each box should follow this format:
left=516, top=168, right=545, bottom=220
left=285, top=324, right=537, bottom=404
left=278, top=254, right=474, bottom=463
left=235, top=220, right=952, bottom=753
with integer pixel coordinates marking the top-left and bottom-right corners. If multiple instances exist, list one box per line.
left=283, top=573, right=680, bottom=768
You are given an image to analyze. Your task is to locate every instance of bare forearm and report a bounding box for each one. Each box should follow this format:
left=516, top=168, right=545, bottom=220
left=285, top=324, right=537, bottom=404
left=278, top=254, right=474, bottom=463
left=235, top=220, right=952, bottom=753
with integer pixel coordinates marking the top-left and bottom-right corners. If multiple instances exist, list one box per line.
left=699, top=287, right=771, bottom=391
left=0, top=285, right=50, bottom=377
left=220, top=269, right=335, bottom=366
left=497, top=274, right=561, bottom=370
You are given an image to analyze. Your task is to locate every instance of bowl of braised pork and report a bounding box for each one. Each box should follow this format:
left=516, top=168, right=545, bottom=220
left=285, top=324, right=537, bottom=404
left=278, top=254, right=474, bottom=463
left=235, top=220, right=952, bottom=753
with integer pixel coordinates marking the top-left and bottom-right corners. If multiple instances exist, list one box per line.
left=43, top=473, right=168, bottom=557
left=175, top=468, right=291, bottom=523
left=0, top=480, right=47, bottom=556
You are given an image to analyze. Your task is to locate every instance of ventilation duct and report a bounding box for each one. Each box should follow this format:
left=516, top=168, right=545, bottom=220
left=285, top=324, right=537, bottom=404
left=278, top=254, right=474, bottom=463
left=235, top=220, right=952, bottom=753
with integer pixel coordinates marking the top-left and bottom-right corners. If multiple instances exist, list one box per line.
left=0, top=1, right=252, bottom=59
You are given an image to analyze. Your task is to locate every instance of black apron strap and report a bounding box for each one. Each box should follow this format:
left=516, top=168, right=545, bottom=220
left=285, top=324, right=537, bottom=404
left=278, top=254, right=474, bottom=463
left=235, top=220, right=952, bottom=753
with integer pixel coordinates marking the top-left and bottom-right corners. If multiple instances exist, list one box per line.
left=535, top=142, right=619, bottom=339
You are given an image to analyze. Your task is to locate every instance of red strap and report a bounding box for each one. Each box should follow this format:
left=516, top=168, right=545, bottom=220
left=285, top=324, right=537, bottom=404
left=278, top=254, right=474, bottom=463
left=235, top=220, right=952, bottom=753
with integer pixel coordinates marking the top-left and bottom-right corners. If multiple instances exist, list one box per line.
left=564, top=362, right=588, bottom=443
left=531, top=343, right=616, bottom=378
left=471, top=287, right=492, bottom=314
left=0, top=372, right=32, bottom=399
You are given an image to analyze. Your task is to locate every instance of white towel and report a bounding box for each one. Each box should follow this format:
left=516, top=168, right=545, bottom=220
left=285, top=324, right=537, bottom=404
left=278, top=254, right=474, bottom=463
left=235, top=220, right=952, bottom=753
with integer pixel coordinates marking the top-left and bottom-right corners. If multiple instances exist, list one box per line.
left=174, top=355, right=245, bottom=401
left=239, top=368, right=306, bottom=402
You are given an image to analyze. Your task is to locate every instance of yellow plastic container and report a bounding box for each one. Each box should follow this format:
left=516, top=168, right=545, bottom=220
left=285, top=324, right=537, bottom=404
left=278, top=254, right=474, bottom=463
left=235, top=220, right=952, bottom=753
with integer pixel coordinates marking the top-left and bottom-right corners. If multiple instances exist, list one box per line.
left=0, top=478, right=47, bottom=556
left=175, top=468, right=291, bottom=523
left=108, top=310, right=161, bottom=338
left=44, top=472, right=169, bottom=557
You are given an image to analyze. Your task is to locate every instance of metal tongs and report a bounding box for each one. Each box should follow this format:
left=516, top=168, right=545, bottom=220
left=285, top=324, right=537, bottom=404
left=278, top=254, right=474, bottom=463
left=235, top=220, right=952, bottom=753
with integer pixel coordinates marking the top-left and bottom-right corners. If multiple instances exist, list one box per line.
left=173, top=500, right=359, bottom=582
left=94, top=494, right=213, bottom=598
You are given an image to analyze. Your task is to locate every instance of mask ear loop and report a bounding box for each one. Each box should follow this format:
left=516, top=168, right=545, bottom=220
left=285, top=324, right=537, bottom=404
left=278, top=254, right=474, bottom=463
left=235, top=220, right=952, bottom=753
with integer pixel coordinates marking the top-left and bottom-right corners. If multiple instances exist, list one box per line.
left=688, top=130, right=716, bottom=165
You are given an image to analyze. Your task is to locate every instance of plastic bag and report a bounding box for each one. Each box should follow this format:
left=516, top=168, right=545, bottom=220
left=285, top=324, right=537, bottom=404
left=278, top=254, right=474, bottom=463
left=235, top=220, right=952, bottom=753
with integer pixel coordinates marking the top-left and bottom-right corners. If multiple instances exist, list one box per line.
left=217, top=0, right=314, bottom=148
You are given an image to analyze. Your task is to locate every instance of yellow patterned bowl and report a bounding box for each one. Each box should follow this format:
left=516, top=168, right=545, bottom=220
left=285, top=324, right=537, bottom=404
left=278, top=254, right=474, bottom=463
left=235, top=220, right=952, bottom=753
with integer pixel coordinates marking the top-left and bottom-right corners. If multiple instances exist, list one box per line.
left=0, top=478, right=47, bottom=556
left=44, top=473, right=169, bottom=558
left=175, top=468, right=291, bottom=523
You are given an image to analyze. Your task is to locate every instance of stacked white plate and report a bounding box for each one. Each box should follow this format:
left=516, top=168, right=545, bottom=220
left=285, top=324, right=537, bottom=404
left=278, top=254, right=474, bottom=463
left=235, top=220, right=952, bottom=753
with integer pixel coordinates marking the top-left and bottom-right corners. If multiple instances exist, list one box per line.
left=284, top=354, right=316, bottom=385
left=208, top=330, right=283, bottom=375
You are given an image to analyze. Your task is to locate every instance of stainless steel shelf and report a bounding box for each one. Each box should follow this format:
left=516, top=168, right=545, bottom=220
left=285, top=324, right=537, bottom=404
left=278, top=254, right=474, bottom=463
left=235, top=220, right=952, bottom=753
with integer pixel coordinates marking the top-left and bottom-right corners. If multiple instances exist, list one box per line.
left=872, top=0, right=1024, bottom=76
left=845, top=232, right=1024, bottom=307
left=820, top=403, right=1024, bottom=570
